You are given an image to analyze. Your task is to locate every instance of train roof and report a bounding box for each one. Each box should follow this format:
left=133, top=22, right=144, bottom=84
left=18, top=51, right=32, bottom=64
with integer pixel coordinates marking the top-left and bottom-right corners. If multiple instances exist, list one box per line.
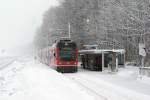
left=57, top=37, right=72, bottom=42
left=60, top=37, right=71, bottom=40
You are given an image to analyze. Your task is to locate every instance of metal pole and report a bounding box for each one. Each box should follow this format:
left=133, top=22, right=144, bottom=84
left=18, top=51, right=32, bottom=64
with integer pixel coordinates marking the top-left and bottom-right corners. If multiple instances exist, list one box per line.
left=139, top=56, right=144, bottom=76
left=68, top=22, right=71, bottom=38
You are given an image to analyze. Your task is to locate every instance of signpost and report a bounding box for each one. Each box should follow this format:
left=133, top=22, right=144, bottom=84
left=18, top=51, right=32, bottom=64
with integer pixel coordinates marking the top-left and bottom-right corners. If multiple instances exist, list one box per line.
left=139, top=43, right=146, bottom=76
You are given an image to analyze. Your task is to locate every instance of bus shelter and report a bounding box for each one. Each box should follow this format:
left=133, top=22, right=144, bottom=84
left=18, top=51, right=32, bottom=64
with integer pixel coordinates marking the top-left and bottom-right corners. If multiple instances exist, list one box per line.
left=79, top=49, right=125, bottom=71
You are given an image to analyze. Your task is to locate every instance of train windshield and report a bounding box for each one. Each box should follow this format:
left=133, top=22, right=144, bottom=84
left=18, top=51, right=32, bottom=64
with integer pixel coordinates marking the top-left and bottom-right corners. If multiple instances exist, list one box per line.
left=59, top=44, right=76, bottom=61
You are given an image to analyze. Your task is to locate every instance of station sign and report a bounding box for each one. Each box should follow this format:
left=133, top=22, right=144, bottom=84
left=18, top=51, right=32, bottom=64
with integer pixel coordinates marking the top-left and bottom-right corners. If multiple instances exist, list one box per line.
left=139, top=43, right=146, bottom=56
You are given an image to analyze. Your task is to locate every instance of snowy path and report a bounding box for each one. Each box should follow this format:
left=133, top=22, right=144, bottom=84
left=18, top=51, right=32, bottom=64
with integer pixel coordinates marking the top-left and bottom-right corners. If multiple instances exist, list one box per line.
left=64, top=68, right=150, bottom=100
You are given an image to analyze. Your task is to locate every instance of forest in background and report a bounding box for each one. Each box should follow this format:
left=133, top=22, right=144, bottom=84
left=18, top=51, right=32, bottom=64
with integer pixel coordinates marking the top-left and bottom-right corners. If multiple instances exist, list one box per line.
left=34, top=0, right=150, bottom=66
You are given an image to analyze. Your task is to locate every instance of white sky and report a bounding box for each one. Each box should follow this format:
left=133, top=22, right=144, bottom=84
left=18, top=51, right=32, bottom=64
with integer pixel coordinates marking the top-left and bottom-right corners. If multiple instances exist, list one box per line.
left=0, top=0, right=59, bottom=49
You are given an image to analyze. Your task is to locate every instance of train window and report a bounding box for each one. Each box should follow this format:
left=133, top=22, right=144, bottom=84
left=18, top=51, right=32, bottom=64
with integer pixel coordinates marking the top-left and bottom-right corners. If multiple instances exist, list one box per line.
left=59, top=47, right=76, bottom=61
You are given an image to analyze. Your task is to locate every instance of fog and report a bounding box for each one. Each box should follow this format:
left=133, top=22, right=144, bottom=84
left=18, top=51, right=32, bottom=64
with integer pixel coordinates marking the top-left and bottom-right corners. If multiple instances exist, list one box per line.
left=0, top=0, right=59, bottom=55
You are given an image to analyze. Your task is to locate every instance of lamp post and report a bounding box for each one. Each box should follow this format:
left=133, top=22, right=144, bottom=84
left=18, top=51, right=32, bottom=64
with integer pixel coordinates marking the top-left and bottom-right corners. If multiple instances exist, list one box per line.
left=68, top=22, right=71, bottom=38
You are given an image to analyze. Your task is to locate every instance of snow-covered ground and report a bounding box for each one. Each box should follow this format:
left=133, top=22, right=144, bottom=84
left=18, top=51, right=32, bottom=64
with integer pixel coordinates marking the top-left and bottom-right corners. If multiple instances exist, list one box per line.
left=0, top=56, right=95, bottom=100
left=0, top=56, right=150, bottom=100
left=65, top=66, right=150, bottom=100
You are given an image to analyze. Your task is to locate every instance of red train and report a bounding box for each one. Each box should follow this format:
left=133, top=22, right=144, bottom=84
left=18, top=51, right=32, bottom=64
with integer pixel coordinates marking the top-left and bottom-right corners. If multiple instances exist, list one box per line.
left=38, top=38, right=78, bottom=73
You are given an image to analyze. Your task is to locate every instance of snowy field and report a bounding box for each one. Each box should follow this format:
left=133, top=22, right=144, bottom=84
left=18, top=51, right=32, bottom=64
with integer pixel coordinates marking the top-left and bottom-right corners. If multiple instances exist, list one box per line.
left=0, top=56, right=150, bottom=100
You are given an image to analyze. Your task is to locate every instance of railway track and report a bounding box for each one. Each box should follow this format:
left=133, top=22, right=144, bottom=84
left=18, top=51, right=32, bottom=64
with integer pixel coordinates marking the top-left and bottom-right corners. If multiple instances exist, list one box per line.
left=0, top=58, right=16, bottom=70
left=64, top=72, right=135, bottom=100
left=64, top=74, right=108, bottom=100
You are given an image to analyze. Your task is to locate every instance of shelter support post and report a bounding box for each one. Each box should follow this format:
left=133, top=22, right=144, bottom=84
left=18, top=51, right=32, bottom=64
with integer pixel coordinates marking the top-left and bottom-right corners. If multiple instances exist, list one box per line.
left=116, top=55, right=118, bottom=72
left=102, top=52, right=105, bottom=71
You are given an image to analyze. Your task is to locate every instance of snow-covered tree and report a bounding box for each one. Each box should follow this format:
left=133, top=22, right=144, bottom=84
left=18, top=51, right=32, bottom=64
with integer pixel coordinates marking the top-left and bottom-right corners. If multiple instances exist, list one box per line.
left=34, top=0, right=150, bottom=65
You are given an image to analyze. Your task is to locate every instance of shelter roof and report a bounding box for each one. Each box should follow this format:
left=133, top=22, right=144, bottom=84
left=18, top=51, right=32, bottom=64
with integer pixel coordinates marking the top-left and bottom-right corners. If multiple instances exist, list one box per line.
left=79, top=49, right=125, bottom=54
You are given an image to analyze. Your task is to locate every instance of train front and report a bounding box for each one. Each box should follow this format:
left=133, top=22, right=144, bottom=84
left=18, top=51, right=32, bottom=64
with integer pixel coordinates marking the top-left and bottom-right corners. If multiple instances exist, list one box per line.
left=56, top=40, right=78, bottom=73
